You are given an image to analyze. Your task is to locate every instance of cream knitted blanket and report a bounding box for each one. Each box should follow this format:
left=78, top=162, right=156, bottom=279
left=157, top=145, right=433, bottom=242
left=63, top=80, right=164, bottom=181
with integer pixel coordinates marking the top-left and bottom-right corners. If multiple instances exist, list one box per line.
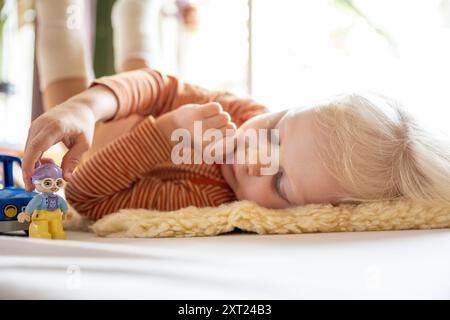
left=87, top=200, right=450, bottom=238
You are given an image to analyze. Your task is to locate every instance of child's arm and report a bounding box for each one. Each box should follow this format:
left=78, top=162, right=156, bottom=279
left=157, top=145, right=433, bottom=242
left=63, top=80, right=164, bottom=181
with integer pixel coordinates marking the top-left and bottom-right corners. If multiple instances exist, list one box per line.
left=22, top=85, right=119, bottom=191
left=23, top=70, right=171, bottom=190
left=23, top=68, right=267, bottom=190
left=65, top=104, right=236, bottom=220
left=92, top=68, right=269, bottom=126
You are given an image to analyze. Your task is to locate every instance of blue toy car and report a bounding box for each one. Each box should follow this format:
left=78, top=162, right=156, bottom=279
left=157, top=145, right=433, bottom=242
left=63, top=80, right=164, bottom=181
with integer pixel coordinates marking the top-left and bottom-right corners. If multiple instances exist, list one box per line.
left=0, top=155, right=38, bottom=234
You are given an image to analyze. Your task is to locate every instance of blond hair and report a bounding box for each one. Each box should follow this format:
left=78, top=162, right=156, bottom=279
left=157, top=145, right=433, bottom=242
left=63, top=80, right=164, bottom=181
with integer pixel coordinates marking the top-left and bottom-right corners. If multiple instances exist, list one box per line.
left=313, top=93, right=450, bottom=204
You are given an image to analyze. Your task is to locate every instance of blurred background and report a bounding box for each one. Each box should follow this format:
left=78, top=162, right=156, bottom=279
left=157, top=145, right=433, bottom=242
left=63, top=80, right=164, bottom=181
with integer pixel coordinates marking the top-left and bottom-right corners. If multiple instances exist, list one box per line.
left=1, top=0, right=450, bottom=153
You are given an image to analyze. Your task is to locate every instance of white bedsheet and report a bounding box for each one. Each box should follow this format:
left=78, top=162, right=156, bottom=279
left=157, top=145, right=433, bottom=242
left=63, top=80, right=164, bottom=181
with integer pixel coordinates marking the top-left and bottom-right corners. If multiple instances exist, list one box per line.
left=1, top=229, right=449, bottom=299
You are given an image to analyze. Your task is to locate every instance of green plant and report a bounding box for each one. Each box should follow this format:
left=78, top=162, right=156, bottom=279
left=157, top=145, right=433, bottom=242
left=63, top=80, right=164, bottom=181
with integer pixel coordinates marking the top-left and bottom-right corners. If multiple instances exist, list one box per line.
left=93, top=0, right=116, bottom=77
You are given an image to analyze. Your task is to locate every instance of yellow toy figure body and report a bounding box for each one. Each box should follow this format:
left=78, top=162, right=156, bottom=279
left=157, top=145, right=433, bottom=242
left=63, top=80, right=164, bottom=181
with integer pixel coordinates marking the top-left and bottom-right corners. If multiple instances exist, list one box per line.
left=18, top=163, right=71, bottom=239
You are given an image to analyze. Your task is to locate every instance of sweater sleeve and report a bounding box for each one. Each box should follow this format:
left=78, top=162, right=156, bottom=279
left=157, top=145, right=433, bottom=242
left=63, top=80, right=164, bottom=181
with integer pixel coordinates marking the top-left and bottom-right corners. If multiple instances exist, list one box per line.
left=91, top=68, right=269, bottom=127
left=64, top=116, right=233, bottom=220
left=90, top=69, right=179, bottom=121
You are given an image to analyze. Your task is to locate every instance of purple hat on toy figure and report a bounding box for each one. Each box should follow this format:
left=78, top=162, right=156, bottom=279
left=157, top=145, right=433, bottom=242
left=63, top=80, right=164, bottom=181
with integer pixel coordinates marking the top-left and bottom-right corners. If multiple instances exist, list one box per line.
left=31, top=163, right=64, bottom=184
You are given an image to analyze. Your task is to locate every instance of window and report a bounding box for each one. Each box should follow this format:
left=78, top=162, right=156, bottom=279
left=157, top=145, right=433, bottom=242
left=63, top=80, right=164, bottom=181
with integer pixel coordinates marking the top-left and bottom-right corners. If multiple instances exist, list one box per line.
left=1, top=0, right=449, bottom=151
left=0, top=0, right=34, bottom=150
left=163, top=0, right=249, bottom=96
left=177, top=0, right=450, bottom=138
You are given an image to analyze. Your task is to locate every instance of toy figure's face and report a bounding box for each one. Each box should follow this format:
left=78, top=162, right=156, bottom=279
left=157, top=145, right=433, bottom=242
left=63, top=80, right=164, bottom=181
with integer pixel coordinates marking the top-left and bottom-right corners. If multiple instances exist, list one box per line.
left=34, top=178, right=65, bottom=193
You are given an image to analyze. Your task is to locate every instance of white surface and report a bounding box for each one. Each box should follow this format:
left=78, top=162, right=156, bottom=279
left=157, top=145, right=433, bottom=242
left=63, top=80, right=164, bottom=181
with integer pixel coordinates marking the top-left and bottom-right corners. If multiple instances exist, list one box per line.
left=0, top=229, right=450, bottom=299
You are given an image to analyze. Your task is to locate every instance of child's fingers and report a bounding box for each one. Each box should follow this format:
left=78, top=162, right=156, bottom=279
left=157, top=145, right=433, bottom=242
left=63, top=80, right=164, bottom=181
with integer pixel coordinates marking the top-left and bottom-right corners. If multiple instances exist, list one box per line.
left=215, top=123, right=237, bottom=146
left=199, top=102, right=223, bottom=117
left=204, top=123, right=237, bottom=163
left=202, top=122, right=236, bottom=147
left=225, top=121, right=237, bottom=131
left=22, top=130, right=61, bottom=191
left=203, top=112, right=231, bottom=129
left=216, top=122, right=237, bottom=138
left=60, top=138, right=90, bottom=181
left=38, top=157, right=56, bottom=166
left=22, top=152, right=42, bottom=191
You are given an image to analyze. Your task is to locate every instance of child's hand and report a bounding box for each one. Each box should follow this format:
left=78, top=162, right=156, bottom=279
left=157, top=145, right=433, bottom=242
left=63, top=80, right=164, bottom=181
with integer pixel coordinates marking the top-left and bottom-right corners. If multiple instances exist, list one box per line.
left=155, top=102, right=237, bottom=150
left=23, top=102, right=96, bottom=191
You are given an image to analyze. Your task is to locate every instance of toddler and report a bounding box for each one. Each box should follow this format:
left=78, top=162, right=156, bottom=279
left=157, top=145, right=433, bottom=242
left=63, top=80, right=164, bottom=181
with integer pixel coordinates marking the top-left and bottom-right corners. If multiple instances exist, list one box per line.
left=22, top=69, right=450, bottom=220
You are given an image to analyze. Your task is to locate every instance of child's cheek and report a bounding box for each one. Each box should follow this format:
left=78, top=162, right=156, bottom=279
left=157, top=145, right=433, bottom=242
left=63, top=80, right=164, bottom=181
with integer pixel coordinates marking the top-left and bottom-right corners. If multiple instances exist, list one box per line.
left=237, top=182, right=270, bottom=204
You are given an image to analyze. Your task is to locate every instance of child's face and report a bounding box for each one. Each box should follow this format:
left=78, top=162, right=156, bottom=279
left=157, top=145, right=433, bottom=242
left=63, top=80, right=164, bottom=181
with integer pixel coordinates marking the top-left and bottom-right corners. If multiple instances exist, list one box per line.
left=221, top=108, right=345, bottom=208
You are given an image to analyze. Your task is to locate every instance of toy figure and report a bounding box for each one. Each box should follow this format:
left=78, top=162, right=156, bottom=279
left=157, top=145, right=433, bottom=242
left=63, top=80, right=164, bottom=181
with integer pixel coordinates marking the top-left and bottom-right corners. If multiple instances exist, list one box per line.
left=18, top=163, right=71, bottom=239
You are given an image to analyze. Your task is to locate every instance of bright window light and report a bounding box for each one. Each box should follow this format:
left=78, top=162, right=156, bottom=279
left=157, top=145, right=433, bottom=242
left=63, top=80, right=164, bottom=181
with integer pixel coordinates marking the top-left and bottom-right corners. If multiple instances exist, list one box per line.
left=179, top=0, right=450, bottom=140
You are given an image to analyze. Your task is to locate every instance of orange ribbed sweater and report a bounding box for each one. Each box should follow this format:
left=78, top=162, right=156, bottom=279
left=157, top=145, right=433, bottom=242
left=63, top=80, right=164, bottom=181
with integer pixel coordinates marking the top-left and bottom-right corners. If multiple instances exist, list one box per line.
left=65, top=69, right=268, bottom=220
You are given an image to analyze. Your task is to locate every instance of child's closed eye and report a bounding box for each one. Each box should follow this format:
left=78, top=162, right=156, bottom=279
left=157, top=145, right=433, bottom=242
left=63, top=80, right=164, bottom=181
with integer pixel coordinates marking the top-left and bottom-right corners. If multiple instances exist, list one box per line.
left=273, top=169, right=290, bottom=203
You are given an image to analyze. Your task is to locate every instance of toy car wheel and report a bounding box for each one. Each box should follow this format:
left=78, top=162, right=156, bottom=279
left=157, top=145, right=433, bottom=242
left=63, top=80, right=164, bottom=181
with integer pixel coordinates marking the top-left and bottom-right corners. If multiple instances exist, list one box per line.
left=24, top=230, right=29, bottom=236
